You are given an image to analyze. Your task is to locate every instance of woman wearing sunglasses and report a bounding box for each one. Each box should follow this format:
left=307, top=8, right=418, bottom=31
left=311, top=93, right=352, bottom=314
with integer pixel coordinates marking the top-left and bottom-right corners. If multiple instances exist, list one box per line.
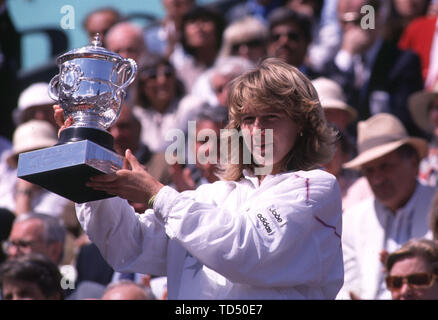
left=385, top=238, right=438, bottom=300
left=133, top=55, right=203, bottom=153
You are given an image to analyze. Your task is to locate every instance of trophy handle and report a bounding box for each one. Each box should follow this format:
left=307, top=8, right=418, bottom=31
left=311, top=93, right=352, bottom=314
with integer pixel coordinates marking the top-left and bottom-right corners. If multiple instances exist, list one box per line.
left=118, top=58, right=137, bottom=92
left=48, top=74, right=60, bottom=101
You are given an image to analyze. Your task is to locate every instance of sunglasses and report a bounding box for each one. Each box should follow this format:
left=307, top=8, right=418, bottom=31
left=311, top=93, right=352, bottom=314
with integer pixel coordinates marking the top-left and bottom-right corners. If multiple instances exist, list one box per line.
left=231, top=39, right=265, bottom=53
left=140, top=66, right=174, bottom=80
left=385, top=273, right=438, bottom=290
left=270, top=31, right=301, bottom=43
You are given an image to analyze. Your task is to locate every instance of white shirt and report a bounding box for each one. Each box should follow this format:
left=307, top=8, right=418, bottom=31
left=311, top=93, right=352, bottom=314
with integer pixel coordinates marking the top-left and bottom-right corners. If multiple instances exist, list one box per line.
left=338, top=181, right=434, bottom=300
left=133, top=94, right=204, bottom=153
left=76, top=169, right=344, bottom=299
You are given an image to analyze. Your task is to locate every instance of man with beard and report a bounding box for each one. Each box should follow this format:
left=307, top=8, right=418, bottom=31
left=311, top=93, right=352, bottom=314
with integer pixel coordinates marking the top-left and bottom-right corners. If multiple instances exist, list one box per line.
left=338, top=113, right=434, bottom=300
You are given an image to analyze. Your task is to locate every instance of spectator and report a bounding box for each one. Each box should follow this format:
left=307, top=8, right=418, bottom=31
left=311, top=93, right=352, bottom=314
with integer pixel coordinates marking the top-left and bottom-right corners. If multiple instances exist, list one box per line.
left=144, top=0, right=195, bottom=58
left=132, top=55, right=203, bottom=153
left=286, top=0, right=342, bottom=73
left=2, top=212, right=79, bottom=298
left=83, top=7, right=121, bottom=46
left=192, top=56, right=254, bottom=108
left=190, top=104, right=228, bottom=184
left=0, top=253, right=63, bottom=300
left=4, top=213, right=66, bottom=265
left=105, top=21, right=149, bottom=108
left=218, top=16, right=268, bottom=64
left=408, top=87, right=438, bottom=185
left=101, top=280, right=155, bottom=300
left=105, top=22, right=148, bottom=63
left=385, top=238, right=438, bottom=300
left=339, top=113, right=433, bottom=300
left=112, top=104, right=154, bottom=162
left=384, top=0, right=431, bottom=44
left=267, top=7, right=316, bottom=77
left=12, top=82, right=58, bottom=129
left=323, top=0, right=424, bottom=137
left=0, top=120, right=71, bottom=217
left=170, top=105, right=229, bottom=191
left=399, top=14, right=438, bottom=89
left=312, top=77, right=358, bottom=131
left=170, top=6, right=226, bottom=92
left=62, top=58, right=344, bottom=299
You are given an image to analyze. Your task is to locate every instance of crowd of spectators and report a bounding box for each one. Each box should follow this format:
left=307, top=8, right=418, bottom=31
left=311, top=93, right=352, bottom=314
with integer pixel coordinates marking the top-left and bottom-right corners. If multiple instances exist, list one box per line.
left=1, top=0, right=438, bottom=300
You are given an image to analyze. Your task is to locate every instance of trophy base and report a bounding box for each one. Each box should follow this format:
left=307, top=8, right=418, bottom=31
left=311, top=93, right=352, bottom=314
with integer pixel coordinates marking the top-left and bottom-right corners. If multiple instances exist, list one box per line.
left=17, top=140, right=124, bottom=203
left=58, top=126, right=115, bottom=151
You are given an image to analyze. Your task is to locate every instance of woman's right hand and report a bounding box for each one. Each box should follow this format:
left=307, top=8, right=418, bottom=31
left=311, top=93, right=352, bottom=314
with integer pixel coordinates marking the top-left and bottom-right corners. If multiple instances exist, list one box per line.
left=53, top=105, right=74, bottom=138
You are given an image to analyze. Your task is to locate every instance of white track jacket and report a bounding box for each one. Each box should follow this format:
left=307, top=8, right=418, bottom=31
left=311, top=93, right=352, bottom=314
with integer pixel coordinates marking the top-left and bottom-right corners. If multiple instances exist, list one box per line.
left=76, top=169, right=344, bottom=299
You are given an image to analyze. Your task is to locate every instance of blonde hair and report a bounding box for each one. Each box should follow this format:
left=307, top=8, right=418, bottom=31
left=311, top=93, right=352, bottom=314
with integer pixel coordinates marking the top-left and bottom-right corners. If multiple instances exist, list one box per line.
left=221, top=57, right=336, bottom=181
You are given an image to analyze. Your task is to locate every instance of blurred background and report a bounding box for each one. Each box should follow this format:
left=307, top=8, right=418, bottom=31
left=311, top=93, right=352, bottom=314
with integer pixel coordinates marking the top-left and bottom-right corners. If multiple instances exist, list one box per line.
left=8, top=0, right=218, bottom=73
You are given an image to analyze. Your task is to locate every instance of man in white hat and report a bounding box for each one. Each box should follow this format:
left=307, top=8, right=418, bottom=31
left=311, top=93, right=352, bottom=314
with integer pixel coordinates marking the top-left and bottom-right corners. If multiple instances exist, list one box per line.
left=13, top=83, right=58, bottom=129
left=338, top=113, right=434, bottom=300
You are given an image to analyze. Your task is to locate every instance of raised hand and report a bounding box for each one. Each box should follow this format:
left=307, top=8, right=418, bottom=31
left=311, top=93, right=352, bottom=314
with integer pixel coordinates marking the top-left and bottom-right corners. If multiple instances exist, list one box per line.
left=86, top=149, right=164, bottom=204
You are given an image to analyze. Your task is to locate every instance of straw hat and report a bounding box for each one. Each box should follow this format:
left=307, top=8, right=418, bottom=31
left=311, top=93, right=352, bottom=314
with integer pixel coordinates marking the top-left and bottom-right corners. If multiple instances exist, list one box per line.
left=408, top=84, right=438, bottom=134
left=343, top=113, right=428, bottom=170
left=13, top=83, right=53, bottom=125
left=7, top=120, right=58, bottom=168
left=312, top=77, right=358, bottom=124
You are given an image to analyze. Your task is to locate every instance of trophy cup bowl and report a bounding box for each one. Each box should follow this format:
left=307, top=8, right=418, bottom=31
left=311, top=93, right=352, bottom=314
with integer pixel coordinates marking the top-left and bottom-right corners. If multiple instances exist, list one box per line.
left=17, top=34, right=137, bottom=203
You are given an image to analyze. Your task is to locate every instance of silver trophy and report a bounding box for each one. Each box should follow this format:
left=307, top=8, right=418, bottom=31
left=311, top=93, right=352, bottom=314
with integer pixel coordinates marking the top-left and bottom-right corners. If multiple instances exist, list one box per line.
left=17, top=34, right=137, bottom=203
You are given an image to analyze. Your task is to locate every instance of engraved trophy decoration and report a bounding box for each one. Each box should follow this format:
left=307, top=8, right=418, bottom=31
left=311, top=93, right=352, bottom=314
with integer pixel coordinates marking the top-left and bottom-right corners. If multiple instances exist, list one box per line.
left=17, top=34, right=137, bottom=203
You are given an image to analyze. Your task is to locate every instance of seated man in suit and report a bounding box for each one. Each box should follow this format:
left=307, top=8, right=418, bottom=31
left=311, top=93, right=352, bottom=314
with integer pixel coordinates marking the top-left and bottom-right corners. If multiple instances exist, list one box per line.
left=322, top=0, right=424, bottom=137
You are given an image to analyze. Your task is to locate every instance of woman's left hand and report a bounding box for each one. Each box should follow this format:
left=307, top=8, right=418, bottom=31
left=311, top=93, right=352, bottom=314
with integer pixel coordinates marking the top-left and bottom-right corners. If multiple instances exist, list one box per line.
left=86, top=149, right=164, bottom=204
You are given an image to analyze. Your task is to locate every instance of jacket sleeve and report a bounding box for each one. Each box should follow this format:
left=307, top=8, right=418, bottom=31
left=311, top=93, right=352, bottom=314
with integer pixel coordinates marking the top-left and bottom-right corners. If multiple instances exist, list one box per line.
left=153, top=174, right=344, bottom=291
left=75, top=197, right=168, bottom=276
